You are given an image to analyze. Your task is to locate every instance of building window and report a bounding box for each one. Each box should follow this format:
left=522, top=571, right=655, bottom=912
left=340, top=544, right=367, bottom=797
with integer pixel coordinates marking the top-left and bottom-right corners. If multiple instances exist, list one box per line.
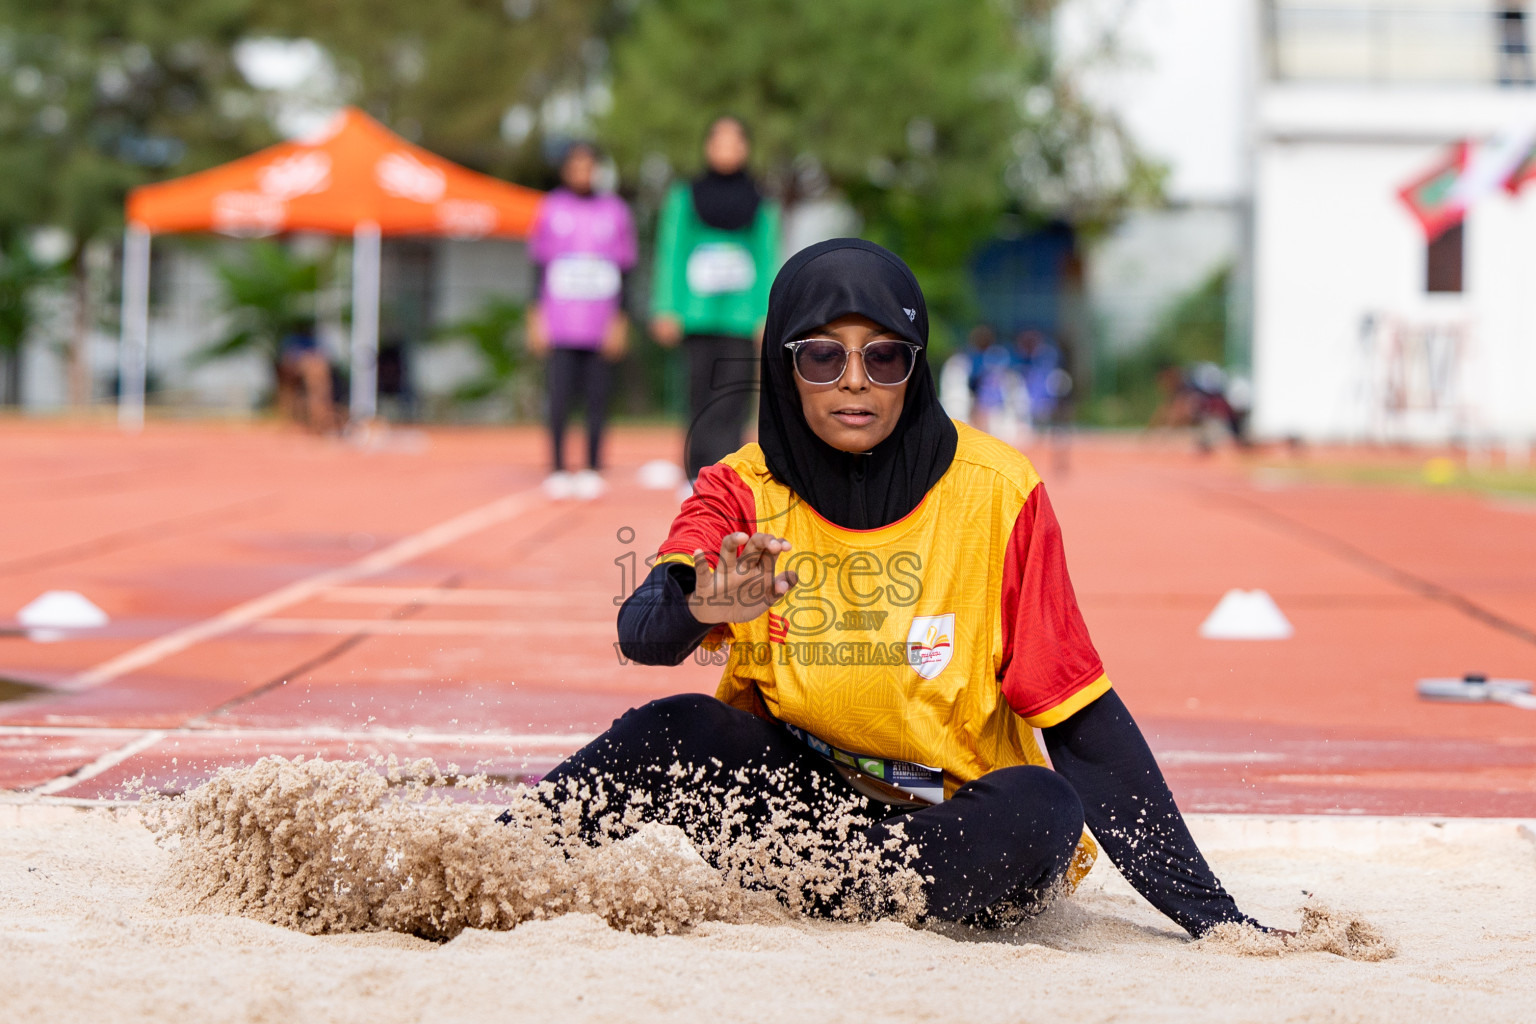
left=1268, top=1, right=1536, bottom=86
left=1498, top=3, right=1534, bottom=85
left=1426, top=222, right=1464, bottom=294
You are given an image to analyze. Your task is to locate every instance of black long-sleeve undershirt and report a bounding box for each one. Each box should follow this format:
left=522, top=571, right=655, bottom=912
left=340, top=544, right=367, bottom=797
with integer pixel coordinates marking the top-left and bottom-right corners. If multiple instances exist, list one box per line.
left=616, top=561, right=1254, bottom=936
left=617, top=561, right=713, bottom=665
left=1041, top=690, right=1253, bottom=936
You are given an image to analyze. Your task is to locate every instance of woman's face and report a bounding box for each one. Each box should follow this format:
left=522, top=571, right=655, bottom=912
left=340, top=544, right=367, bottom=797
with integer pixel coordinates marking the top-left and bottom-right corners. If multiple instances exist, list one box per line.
left=562, top=147, right=596, bottom=193
left=792, top=314, right=909, bottom=453
left=704, top=118, right=749, bottom=175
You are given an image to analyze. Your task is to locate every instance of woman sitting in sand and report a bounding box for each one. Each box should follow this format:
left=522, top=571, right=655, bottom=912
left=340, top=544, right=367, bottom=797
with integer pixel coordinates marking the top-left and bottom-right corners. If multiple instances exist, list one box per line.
left=537, top=238, right=1269, bottom=933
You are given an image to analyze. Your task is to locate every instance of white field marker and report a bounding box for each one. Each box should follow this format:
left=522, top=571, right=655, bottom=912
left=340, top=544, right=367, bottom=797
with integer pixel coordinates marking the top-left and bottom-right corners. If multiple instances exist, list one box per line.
left=1199, top=588, right=1294, bottom=640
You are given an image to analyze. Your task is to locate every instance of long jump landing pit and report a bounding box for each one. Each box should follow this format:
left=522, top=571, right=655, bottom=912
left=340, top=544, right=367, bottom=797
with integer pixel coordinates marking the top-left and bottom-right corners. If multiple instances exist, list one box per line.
left=2, top=803, right=1532, bottom=1022
left=3, top=422, right=1535, bottom=1020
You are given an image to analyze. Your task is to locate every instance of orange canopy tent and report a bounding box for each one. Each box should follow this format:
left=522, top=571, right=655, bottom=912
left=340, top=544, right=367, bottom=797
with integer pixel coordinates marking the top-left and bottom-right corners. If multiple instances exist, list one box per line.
left=119, top=107, right=544, bottom=427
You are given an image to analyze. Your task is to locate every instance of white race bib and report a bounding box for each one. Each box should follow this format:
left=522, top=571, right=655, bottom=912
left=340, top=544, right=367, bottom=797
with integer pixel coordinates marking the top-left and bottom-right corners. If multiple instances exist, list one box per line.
left=686, top=243, right=756, bottom=295
left=546, top=254, right=621, bottom=301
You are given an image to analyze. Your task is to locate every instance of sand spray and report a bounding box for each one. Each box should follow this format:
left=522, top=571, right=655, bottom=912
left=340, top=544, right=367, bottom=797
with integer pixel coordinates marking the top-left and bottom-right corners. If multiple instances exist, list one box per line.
left=141, top=755, right=1395, bottom=961
left=141, top=755, right=925, bottom=939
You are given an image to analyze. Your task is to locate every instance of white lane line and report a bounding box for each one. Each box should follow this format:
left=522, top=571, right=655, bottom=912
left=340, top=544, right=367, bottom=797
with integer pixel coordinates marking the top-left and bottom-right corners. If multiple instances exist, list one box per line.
left=252, top=618, right=613, bottom=637
left=18, top=726, right=593, bottom=797
left=0, top=724, right=596, bottom=746
left=29, top=729, right=168, bottom=796
left=59, top=488, right=543, bottom=692
left=322, top=586, right=612, bottom=605
left=0, top=725, right=147, bottom=739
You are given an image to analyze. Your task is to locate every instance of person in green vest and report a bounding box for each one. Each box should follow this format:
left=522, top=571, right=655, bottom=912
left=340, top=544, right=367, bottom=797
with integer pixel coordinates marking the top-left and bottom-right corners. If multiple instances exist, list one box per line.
left=650, top=116, right=780, bottom=488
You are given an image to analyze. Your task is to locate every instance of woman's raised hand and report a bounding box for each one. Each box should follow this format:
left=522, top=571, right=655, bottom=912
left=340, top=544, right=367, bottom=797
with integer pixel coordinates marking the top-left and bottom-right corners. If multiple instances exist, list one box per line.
left=688, top=532, right=798, bottom=625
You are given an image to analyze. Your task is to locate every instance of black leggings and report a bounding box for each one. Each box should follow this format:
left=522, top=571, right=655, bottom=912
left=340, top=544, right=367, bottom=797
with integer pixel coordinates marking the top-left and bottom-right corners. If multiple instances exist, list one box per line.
left=683, top=335, right=756, bottom=480
left=538, top=693, right=1084, bottom=924
left=547, top=347, right=612, bottom=472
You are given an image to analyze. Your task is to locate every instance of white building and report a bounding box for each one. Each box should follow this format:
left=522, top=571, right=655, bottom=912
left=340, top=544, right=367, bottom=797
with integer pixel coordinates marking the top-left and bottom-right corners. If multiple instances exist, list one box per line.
left=1056, top=0, right=1259, bottom=359
left=1253, top=0, right=1536, bottom=445
left=1063, top=0, right=1536, bottom=447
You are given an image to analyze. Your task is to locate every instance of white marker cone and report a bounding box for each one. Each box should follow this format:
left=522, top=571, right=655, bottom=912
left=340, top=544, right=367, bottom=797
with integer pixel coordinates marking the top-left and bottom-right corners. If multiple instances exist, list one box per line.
left=1199, top=589, right=1293, bottom=640
left=17, top=591, right=109, bottom=643
left=636, top=459, right=684, bottom=491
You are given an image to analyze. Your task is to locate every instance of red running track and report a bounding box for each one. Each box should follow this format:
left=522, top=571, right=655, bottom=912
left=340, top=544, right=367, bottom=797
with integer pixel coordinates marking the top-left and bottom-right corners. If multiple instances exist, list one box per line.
left=1, top=421, right=1533, bottom=815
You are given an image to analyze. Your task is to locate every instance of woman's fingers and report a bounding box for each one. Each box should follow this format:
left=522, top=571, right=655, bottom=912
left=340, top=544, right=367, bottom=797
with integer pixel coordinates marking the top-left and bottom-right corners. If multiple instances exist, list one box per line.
left=736, top=532, right=768, bottom=567
left=738, top=532, right=773, bottom=577
left=738, top=532, right=790, bottom=567
left=682, top=534, right=798, bottom=620
left=745, top=535, right=791, bottom=599
left=696, top=533, right=794, bottom=617
left=717, top=532, right=746, bottom=578
left=691, top=549, right=718, bottom=608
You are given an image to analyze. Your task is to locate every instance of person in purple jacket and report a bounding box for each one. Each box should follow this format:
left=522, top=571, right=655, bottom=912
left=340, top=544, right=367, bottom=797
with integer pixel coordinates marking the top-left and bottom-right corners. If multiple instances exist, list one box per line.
left=527, top=141, right=637, bottom=501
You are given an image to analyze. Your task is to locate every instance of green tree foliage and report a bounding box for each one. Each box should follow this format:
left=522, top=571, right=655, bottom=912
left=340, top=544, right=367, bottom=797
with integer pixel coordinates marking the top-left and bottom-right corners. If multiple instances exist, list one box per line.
left=601, top=0, right=1153, bottom=322
left=251, top=0, right=619, bottom=182
left=199, top=240, right=323, bottom=367
left=0, top=236, right=63, bottom=406
left=428, top=296, right=528, bottom=403
left=1086, top=264, right=1231, bottom=426
left=0, top=0, right=275, bottom=402
left=0, top=0, right=272, bottom=237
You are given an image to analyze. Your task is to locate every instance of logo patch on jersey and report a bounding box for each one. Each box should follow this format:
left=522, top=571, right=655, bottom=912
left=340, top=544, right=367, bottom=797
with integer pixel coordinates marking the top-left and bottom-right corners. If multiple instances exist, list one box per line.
left=767, top=611, right=789, bottom=643
left=906, top=613, right=954, bottom=679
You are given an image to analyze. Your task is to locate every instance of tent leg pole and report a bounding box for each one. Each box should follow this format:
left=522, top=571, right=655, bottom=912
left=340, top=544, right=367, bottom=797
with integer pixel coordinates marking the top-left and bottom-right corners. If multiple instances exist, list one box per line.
left=350, top=222, right=382, bottom=424
left=118, top=225, right=151, bottom=432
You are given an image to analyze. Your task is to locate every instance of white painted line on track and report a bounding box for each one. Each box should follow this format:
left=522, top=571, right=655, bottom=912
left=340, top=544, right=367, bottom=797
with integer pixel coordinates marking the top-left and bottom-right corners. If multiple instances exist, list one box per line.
left=29, top=729, right=167, bottom=796
left=0, top=724, right=596, bottom=746
left=1, top=796, right=143, bottom=813
left=0, top=725, right=147, bottom=738
left=252, top=618, right=613, bottom=637
left=58, top=488, right=544, bottom=692
left=322, top=586, right=612, bottom=605
left=16, top=725, right=593, bottom=797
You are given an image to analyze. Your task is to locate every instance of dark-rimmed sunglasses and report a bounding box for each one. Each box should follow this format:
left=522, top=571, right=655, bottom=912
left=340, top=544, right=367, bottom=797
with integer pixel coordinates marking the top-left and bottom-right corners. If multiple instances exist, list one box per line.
left=783, top=338, right=922, bottom=386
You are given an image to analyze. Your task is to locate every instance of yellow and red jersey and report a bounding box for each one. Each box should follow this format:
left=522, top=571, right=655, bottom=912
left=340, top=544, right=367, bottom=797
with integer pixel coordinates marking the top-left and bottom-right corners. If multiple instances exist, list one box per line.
left=656, top=420, right=1112, bottom=797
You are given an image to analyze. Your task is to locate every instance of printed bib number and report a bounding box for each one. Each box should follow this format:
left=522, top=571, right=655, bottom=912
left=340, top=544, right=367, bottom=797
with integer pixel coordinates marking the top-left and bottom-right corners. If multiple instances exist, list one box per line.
left=547, top=254, right=621, bottom=301
left=686, top=243, right=755, bottom=295
left=783, top=722, right=945, bottom=805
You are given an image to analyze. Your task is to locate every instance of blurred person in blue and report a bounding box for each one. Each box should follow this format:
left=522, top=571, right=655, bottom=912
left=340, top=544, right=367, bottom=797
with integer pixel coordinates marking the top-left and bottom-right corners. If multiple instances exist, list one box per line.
left=650, top=116, right=780, bottom=491
left=1013, top=328, right=1064, bottom=431
left=527, top=141, right=637, bottom=501
left=964, top=323, right=1013, bottom=437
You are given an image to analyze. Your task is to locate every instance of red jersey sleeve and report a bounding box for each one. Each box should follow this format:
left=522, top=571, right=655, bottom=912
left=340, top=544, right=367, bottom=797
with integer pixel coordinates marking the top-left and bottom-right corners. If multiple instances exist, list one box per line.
left=655, top=463, right=758, bottom=568
left=998, top=483, right=1111, bottom=727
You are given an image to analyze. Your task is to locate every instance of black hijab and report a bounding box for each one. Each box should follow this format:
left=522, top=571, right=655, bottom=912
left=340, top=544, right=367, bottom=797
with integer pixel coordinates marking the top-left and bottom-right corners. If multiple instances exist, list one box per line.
left=691, top=169, right=762, bottom=231
left=759, top=238, right=958, bottom=530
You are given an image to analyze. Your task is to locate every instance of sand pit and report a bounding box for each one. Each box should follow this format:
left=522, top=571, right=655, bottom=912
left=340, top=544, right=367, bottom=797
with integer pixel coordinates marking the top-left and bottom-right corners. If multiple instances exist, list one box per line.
left=3, top=765, right=1534, bottom=1023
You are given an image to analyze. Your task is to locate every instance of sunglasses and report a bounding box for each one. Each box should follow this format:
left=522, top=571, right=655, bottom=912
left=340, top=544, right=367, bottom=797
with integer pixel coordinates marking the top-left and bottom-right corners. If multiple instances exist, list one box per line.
left=783, top=338, right=922, bottom=386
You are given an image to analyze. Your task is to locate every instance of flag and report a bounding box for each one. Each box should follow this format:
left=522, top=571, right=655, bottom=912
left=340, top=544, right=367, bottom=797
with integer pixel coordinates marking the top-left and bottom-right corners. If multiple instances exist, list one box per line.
left=1505, top=145, right=1536, bottom=194
left=1456, top=124, right=1536, bottom=203
left=1397, top=141, right=1469, bottom=241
